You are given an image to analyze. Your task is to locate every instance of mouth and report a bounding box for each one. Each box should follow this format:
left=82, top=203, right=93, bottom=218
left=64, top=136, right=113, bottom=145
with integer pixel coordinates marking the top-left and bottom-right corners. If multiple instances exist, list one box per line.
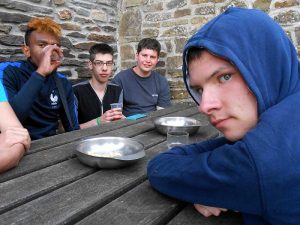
left=211, top=118, right=229, bottom=129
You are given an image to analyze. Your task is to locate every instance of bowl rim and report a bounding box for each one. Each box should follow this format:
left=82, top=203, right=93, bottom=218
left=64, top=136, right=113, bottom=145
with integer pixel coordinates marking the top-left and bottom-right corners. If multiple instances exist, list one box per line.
left=153, top=116, right=203, bottom=127
left=75, top=136, right=145, bottom=160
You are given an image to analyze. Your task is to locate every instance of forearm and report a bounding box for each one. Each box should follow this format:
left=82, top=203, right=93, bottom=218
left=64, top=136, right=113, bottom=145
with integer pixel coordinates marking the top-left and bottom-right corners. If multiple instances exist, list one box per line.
left=0, top=143, right=25, bottom=173
left=80, top=119, right=97, bottom=129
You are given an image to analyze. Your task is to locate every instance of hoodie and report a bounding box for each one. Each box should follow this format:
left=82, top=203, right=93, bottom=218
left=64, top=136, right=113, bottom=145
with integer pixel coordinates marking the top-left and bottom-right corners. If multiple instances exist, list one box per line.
left=0, top=60, right=79, bottom=140
left=147, top=7, right=300, bottom=225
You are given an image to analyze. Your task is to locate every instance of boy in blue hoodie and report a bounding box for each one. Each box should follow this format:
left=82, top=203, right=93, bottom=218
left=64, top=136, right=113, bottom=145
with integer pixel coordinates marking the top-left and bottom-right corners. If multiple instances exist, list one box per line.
left=147, top=8, right=300, bottom=225
left=0, top=17, right=79, bottom=140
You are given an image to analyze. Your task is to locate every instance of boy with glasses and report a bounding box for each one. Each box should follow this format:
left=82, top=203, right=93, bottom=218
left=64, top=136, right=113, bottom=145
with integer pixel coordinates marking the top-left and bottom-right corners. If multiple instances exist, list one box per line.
left=73, top=43, right=124, bottom=129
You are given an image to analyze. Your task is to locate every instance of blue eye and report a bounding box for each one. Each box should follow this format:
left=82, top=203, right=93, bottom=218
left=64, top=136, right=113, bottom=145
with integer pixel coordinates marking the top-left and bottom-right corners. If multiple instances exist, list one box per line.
left=220, top=74, right=232, bottom=82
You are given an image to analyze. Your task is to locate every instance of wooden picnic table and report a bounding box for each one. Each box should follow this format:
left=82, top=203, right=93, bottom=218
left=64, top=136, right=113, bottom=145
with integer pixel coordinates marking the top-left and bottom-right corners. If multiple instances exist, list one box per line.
left=0, top=103, right=243, bottom=225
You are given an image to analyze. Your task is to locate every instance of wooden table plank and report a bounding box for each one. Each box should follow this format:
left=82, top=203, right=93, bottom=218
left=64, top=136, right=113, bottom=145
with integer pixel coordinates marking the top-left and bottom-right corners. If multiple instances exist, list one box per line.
left=75, top=181, right=185, bottom=225
left=0, top=142, right=168, bottom=225
left=0, top=159, right=95, bottom=214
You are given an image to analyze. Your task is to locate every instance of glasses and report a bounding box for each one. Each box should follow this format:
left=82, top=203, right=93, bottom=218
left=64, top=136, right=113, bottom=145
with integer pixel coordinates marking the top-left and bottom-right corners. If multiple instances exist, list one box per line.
left=92, top=61, right=114, bottom=68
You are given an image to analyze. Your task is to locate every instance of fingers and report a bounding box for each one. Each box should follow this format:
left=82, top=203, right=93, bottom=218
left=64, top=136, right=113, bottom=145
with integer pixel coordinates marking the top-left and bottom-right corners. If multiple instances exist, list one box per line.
left=194, top=204, right=227, bottom=217
left=1, top=127, right=31, bottom=150
left=103, top=109, right=123, bottom=122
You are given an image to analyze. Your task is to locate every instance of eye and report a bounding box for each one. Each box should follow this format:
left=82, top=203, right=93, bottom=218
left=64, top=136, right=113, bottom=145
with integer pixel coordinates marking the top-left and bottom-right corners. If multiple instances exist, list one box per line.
left=38, top=43, right=47, bottom=48
left=219, top=74, right=232, bottom=83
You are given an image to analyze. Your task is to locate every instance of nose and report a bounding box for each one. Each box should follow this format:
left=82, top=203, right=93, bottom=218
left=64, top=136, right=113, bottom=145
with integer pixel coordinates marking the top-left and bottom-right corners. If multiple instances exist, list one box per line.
left=198, top=89, right=221, bottom=115
left=102, top=63, right=108, bottom=70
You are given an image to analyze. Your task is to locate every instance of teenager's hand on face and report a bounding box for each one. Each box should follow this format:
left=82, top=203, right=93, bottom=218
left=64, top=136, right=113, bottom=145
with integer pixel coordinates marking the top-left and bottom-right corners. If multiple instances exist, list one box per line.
left=194, top=204, right=227, bottom=217
left=0, top=127, right=31, bottom=151
left=36, top=44, right=63, bottom=77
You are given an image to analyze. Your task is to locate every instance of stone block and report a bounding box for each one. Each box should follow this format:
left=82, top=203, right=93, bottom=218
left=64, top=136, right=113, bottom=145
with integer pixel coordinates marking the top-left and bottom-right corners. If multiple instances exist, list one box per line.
left=174, top=9, right=191, bottom=18
left=58, top=9, right=72, bottom=20
left=142, top=29, right=159, bottom=37
left=76, top=67, right=91, bottom=78
left=175, top=38, right=187, bottom=53
left=0, top=12, right=31, bottom=23
left=74, top=42, right=97, bottom=50
left=195, top=6, right=215, bottom=15
left=274, top=0, right=299, bottom=8
left=120, top=45, right=135, bottom=60
left=66, top=32, right=86, bottom=38
left=253, top=0, right=271, bottom=11
left=119, top=10, right=142, bottom=37
left=54, top=0, right=65, bottom=5
left=274, top=10, right=300, bottom=24
left=125, top=0, right=144, bottom=7
left=161, top=19, right=189, bottom=27
left=162, top=26, right=187, bottom=37
left=0, top=35, right=23, bottom=46
left=167, top=56, right=182, bottom=69
left=145, top=13, right=172, bottom=22
left=60, top=37, right=73, bottom=49
left=166, top=0, right=187, bottom=9
left=60, top=23, right=81, bottom=31
left=170, top=88, right=190, bottom=100
left=87, top=33, right=115, bottom=43
left=168, top=69, right=183, bottom=78
left=91, top=10, right=107, bottom=22
left=0, top=25, right=12, bottom=34
left=143, top=3, right=163, bottom=12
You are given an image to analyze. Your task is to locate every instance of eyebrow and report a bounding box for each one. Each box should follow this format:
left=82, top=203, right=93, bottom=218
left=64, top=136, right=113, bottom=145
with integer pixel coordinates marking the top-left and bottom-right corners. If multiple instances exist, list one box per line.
left=189, top=65, right=231, bottom=89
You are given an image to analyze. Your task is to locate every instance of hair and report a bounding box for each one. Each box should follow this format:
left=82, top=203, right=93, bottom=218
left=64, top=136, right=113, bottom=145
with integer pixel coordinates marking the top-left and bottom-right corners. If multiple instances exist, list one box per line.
left=187, top=47, right=205, bottom=65
left=137, top=38, right=161, bottom=55
left=89, top=43, right=114, bottom=61
left=24, top=17, right=61, bottom=45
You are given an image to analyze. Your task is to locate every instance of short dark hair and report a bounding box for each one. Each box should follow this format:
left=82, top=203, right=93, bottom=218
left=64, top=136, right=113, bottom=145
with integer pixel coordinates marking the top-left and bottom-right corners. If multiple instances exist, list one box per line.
left=89, top=43, right=114, bottom=61
left=137, top=38, right=161, bottom=55
left=187, top=47, right=205, bottom=65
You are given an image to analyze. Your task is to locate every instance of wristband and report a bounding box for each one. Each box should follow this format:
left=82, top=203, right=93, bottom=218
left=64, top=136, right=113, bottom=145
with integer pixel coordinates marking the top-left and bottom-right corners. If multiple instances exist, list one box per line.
left=96, top=117, right=101, bottom=126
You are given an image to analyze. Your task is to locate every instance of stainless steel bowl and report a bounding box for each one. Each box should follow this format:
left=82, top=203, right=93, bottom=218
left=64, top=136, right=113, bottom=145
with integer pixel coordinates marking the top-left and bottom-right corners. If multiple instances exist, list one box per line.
left=75, top=137, right=145, bottom=169
left=153, top=116, right=206, bottom=135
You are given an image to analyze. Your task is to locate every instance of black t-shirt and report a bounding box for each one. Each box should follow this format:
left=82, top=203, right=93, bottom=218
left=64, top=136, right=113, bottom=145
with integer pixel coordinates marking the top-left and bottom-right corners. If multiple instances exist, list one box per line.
left=73, top=81, right=123, bottom=124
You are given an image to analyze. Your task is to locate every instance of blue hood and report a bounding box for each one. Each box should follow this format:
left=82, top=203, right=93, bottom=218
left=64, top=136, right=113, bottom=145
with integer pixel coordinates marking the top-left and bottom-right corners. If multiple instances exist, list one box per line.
left=183, top=7, right=300, bottom=115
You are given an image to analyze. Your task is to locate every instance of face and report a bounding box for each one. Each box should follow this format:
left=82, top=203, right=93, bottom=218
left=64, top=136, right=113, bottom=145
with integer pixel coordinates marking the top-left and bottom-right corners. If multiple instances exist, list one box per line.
left=135, top=48, right=159, bottom=76
left=22, top=31, right=60, bottom=67
left=89, top=53, right=114, bottom=84
left=188, top=51, right=258, bottom=141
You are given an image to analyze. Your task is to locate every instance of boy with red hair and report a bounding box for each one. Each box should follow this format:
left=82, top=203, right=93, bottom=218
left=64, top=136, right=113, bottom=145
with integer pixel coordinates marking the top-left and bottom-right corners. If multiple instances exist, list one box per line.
left=0, top=17, right=79, bottom=140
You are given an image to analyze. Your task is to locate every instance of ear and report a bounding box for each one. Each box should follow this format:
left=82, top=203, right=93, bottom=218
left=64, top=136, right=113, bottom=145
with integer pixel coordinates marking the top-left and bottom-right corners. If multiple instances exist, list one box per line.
left=22, top=45, right=31, bottom=58
left=135, top=52, right=139, bottom=61
left=88, top=61, right=93, bottom=70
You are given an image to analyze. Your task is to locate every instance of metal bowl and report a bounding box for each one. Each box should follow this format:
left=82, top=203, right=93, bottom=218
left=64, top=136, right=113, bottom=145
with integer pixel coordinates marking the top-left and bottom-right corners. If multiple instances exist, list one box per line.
left=153, top=116, right=206, bottom=135
left=75, top=137, right=145, bottom=169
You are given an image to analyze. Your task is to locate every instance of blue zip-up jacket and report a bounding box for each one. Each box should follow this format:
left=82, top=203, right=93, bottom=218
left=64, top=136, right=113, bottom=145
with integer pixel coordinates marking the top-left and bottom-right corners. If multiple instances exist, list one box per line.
left=148, top=8, right=300, bottom=225
left=0, top=60, right=79, bottom=140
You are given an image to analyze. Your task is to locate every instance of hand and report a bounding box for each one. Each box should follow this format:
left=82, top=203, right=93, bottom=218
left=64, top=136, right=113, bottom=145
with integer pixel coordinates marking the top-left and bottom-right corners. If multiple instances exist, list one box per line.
left=36, top=44, right=63, bottom=77
left=194, top=204, right=227, bottom=217
left=101, top=109, right=123, bottom=122
left=0, top=127, right=31, bottom=151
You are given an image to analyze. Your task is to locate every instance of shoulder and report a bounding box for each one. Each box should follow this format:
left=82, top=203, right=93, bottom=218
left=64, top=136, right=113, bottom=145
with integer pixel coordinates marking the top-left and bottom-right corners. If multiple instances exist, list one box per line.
left=73, top=80, right=89, bottom=89
left=0, top=61, right=23, bottom=77
left=114, top=68, right=133, bottom=78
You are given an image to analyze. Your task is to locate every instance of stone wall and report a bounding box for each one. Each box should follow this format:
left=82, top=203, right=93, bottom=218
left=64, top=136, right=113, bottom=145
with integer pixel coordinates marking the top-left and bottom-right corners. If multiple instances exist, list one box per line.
left=0, top=0, right=300, bottom=102
left=119, top=0, right=300, bottom=102
left=0, top=0, right=120, bottom=79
